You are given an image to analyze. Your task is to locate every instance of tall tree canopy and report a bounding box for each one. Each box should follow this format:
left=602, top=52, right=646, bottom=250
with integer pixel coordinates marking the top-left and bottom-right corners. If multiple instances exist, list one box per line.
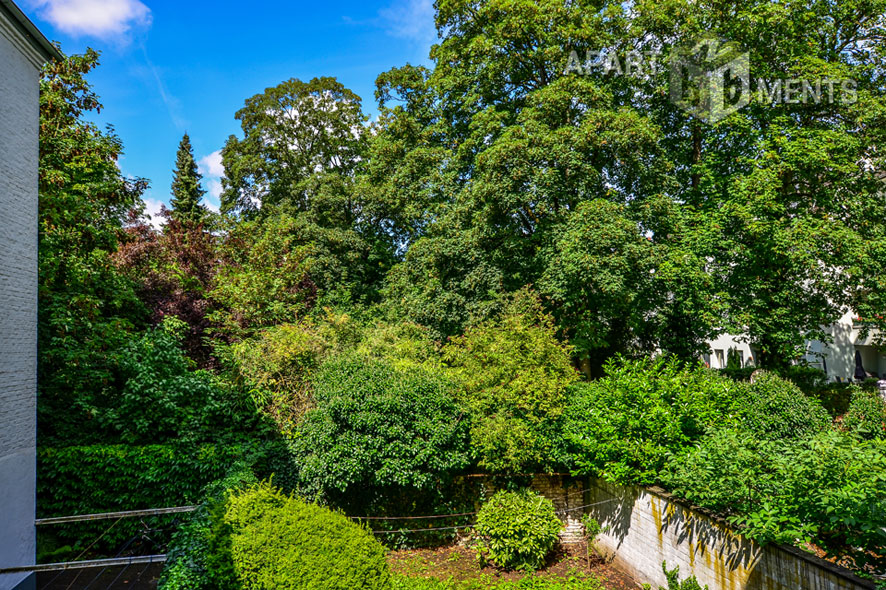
left=220, top=76, right=366, bottom=216
left=371, top=0, right=886, bottom=369
left=220, top=77, right=393, bottom=304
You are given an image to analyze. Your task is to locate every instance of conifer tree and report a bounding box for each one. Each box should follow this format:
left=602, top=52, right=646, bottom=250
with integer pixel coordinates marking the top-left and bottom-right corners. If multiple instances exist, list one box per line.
left=169, top=133, right=206, bottom=223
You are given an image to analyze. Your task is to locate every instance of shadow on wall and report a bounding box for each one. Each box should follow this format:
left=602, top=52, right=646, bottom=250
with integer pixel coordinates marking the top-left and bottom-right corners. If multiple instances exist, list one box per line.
left=656, top=490, right=760, bottom=581
left=583, top=478, right=875, bottom=590
left=584, top=480, right=636, bottom=553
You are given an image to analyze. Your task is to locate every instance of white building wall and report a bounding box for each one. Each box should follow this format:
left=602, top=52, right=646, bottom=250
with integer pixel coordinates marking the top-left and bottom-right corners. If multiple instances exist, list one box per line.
left=705, top=333, right=755, bottom=368
left=0, top=8, right=43, bottom=589
left=815, top=310, right=886, bottom=382
left=705, top=310, right=886, bottom=382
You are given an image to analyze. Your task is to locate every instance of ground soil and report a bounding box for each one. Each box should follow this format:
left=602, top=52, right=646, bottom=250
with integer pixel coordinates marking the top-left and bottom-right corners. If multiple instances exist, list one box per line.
left=389, top=542, right=638, bottom=589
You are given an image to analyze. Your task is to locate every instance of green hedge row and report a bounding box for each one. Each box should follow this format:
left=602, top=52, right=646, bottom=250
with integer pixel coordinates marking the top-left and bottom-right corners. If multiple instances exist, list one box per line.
left=37, top=444, right=251, bottom=559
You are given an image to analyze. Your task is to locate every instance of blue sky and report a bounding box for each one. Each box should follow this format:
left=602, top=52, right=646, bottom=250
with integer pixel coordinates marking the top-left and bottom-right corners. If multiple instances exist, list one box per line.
left=20, top=0, right=436, bottom=224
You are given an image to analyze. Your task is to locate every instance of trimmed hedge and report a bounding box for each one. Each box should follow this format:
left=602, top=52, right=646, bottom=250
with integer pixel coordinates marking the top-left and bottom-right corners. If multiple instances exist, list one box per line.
left=226, top=482, right=391, bottom=589
left=37, top=444, right=250, bottom=557
left=160, top=463, right=258, bottom=590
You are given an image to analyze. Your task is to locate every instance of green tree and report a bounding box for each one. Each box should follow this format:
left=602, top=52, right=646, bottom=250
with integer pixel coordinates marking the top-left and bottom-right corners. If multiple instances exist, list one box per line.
left=372, top=0, right=708, bottom=357
left=442, top=291, right=577, bottom=473
left=220, top=77, right=366, bottom=216
left=375, top=0, right=886, bottom=371
left=169, top=132, right=207, bottom=224
left=209, top=215, right=316, bottom=342
left=38, top=48, right=149, bottom=441
left=629, top=0, right=886, bottom=368
left=221, top=77, right=393, bottom=302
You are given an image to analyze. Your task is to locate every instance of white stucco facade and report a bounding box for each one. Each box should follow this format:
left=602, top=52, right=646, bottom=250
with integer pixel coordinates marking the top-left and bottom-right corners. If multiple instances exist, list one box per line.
left=0, top=3, right=60, bottom=589
left=704, top=310, right=886, bottom=382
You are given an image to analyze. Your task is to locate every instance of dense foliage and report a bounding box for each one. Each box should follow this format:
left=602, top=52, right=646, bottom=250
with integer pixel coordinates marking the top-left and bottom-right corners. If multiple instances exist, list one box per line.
left=157, top=463, right=258, bottom=590
left=472, top=490, right=562, bottom=572
left=35, top=0, right=886, bottom=577
left=843, top=388, right=886, bottom=439
left=38, top=444, right=250, bottom=557
left=443, top=292, right=577, bottom=473
left=564, top=359, right=739, bottom=483
left=292, top=357, right=471, bottom=507
left=665, top=430, right=886, bottom=556
left=38, top=49, right=149, bottom=443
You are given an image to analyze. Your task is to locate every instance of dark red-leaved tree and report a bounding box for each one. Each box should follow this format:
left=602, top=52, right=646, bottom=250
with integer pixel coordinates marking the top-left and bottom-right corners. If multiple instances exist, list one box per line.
left=115, top=208, right=219, bottom=367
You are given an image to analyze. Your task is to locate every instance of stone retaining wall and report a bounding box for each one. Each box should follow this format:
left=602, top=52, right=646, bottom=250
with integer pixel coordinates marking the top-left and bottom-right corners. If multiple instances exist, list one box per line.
left=460, top=475, right=877, bottom=590
left=582, top=478, right=876, bottom=590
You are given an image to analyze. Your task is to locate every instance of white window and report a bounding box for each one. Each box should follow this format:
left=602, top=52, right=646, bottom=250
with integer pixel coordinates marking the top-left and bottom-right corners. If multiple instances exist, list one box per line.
left=715, top=349, right=725, bottom=368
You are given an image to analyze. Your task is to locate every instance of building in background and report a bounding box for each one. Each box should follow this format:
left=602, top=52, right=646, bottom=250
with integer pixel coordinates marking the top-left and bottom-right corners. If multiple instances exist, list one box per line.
left=705, top=310, right=886, bottom=383
left=0, top=2, right=62, bottom=588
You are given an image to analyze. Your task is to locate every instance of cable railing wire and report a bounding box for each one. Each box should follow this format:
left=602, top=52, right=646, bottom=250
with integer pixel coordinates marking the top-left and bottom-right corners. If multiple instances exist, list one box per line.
left=368, top=498, right=620, bottom=535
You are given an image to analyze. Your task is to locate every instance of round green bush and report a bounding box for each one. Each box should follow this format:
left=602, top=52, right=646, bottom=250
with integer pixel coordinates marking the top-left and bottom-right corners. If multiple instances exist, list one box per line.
left=294, top=356, right=470, bottom=502
left=472, top=489, right=562, bottom=571
left=736, top=371, right=831, bottom=439
left=843, top=388, right=886, bottom=439
left=225, top=482, right=391, bottom=590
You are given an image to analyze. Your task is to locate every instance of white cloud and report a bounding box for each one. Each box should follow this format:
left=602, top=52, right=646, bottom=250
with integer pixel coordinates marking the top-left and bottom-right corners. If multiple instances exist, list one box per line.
left=198, top=151, right=224, bottom=213
left=198, top=151, right=225, bottom=178
left=142, top=197, right=166, bottom=230
left=29, top=0, right=152, bottom=39
left=202, top=179, right=221, bottom=213
left=379, top=0, right=436, bottom=45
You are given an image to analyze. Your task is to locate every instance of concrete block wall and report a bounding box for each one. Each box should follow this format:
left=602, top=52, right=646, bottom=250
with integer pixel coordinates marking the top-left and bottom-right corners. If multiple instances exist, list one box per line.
left=583, top=478, right=876, bottom=590
left=0, top=8, right=42, bottom=590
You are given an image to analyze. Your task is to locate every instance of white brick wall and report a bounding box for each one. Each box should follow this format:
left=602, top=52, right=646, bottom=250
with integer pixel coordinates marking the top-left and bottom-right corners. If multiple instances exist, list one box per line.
left=584, top=479, right=876, bottom=590
left=0, top=9, right=41, bottom=589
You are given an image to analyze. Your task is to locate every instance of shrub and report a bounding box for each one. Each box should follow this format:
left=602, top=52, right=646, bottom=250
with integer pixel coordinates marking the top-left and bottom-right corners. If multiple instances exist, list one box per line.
left=293, top=357, right=470, bottom=504
left=472, top=489, right=562, bottom=571
left=662, top=428, right=779, bottom=518
left=443, top=290, right=577, bottom=473
left=231, top=323, right=328, bottom=436
left=843, top=388, right=886, bottom=439
left=160, top=463, right=257, bottom=590
left=225, top=482, right=391, bottom=590
left=780, top=364, right=828, bottom=392
left=734, top=372, right=831, bottom=440
left=564, top=357, right=740, bottom=483
left=805, top=383, right=856, bottom=417
left=717, top=365, right=756, bottom=383
left=665, top=429, right=886, bottom=552
left=657, top=562, right=708, bottom=590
